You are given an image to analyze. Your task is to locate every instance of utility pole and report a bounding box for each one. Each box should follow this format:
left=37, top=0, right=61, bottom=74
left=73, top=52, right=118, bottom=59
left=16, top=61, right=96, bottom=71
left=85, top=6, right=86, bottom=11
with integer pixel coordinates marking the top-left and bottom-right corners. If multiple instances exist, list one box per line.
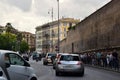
left=48, top=7, right=54, bottom=52
left=51, top=8, right=54, bottom=52
left=57, top=0, right=60, bottom=53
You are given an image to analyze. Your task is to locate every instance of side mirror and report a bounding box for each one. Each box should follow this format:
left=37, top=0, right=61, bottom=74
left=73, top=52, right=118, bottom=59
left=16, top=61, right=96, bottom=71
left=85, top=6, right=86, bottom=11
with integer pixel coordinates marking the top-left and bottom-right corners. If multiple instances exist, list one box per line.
left=5, top=63, right=10, bottom=68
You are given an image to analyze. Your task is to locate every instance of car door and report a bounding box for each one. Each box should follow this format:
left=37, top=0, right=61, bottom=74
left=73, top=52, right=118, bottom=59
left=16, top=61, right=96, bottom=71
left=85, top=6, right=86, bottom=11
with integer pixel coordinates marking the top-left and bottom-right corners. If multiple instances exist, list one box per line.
left=5, top=53, right=31, bottom=80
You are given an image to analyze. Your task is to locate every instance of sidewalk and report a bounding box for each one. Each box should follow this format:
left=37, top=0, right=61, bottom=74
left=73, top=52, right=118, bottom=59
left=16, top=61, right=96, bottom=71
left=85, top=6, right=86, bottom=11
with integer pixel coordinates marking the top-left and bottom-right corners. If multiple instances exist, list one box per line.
left=85, top=64, right=120, bottom=73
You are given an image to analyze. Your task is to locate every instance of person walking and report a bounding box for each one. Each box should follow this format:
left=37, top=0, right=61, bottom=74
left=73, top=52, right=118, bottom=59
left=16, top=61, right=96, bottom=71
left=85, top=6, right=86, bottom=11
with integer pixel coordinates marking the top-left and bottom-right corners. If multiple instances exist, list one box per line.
left=112, top=50, right=119, bottom=70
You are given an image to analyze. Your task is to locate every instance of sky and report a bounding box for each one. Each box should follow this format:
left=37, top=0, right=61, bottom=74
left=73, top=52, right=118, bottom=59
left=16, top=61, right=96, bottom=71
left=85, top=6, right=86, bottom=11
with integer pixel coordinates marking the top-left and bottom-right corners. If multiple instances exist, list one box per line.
left=0, top=0, right=111, bottom=34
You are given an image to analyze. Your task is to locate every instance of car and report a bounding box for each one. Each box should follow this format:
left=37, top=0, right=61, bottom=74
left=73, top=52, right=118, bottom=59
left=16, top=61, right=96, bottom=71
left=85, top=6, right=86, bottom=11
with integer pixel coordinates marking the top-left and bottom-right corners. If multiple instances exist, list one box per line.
left=43, top=52, right=56, bottom=65
left=53, top=53, right=63, bottom=69
left=55, top=53, right=84, bottom=76
left=0, top=50, right=38, bottom=80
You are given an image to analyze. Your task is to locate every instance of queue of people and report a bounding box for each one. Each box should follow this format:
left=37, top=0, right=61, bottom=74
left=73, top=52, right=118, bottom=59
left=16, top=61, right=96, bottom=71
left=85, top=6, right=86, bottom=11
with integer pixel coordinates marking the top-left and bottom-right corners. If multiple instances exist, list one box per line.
left=79, top=50, right=119, bottom=70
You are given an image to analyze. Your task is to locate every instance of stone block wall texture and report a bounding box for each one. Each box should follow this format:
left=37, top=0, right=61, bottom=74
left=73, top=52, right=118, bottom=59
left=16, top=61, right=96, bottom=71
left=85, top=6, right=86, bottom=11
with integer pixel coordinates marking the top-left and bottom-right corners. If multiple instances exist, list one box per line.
left=60, top=0, right=120, bottom=53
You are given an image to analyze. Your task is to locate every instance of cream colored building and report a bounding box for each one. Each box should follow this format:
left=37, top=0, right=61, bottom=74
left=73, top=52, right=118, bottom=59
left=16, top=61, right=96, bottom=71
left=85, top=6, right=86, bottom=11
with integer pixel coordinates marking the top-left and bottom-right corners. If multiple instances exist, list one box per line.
left=36, top=18, right=80, bottom=53
left=21, top=31, right=36, bottom=52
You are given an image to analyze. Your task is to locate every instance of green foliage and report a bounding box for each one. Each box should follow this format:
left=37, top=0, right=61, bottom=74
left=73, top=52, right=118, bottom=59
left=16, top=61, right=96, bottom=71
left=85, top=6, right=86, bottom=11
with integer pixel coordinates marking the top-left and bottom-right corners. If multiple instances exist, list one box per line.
left=68, top=26, right=72, bottom=30
left=0, top=22, right=29, bottom=52
left=0, top=33, right=17, bottom=50
left=20, top=40, right=29, bottom=53
left=68, top=26, right=75, bottom=30
left=5, top=23, right=13, bottom=33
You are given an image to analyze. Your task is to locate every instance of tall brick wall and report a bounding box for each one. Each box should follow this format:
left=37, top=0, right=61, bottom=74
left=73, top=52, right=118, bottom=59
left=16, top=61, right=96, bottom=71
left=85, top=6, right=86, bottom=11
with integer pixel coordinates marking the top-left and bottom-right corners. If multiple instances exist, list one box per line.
left=60, top=0, right=120, bottom=53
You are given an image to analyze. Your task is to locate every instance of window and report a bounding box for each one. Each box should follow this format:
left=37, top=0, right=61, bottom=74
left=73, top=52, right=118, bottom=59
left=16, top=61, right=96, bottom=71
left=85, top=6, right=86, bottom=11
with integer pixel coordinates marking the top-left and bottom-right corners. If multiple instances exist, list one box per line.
left=64, top=28, right=66, bottom=32
left=63, top=23, right=67, bottom=26
left=60, top=55, right=79, bottom=61
left=5, top=53, right=25, bottom=66
left=69, top=23, right=72, bottom=27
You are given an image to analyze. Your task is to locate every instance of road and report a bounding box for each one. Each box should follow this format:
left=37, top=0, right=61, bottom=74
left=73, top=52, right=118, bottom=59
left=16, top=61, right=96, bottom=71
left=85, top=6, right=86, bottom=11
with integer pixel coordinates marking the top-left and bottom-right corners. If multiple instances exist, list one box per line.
left=29, top=59, right=120, bottom=80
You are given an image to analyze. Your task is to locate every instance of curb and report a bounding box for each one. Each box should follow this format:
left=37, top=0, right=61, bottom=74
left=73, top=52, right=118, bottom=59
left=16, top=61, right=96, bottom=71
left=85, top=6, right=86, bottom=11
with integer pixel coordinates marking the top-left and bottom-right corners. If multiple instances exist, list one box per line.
left=85, top=64, right=120, bottom=73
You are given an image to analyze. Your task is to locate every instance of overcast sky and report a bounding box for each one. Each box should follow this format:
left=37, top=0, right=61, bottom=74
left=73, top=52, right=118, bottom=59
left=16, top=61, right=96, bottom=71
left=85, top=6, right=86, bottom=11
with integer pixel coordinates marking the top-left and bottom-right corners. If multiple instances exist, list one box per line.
left=0, top=0, right=111, bottom=34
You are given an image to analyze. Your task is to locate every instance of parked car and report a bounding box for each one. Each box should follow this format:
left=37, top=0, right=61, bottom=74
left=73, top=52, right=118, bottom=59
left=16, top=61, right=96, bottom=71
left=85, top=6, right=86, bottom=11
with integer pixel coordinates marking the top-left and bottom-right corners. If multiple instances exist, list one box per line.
left=55, top=53, right=84, bottom=76
left=0, top=50, right=38, bottom=80
left=43, top=52, right=56, bottom=65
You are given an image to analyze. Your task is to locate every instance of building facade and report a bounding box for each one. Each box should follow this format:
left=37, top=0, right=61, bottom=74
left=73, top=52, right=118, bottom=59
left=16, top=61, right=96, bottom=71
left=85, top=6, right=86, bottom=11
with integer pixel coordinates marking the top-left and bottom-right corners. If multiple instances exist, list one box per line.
left=21, top=32, right=36, bottom=52
left=60, top=0, right=120, bottom=53
left=36, top=18, right=80, bottom=53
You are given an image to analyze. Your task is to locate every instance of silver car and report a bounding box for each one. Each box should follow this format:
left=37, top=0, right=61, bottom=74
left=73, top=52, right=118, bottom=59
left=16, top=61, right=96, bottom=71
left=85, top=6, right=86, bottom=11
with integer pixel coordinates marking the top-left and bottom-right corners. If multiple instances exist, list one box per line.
left=0, top=50, right=38, bottom=80
left=55, top=53, right=84, bottom=76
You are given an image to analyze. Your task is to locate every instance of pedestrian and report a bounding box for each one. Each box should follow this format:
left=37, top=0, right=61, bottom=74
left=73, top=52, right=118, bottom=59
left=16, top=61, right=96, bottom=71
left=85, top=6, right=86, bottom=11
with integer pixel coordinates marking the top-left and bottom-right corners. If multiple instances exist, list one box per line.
left=96, top=51, right=101, bottom=66
left=106, top=52, right=110, bottom=67
left=112, top=50, right=119, bottom=70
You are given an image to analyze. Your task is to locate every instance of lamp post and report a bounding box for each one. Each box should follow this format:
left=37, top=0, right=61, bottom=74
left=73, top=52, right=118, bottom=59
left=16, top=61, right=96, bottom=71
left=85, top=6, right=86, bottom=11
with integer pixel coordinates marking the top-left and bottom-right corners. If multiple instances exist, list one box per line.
left=48, top=8, right=54, bottom=52
left=57, top=0, right=60, bottom=53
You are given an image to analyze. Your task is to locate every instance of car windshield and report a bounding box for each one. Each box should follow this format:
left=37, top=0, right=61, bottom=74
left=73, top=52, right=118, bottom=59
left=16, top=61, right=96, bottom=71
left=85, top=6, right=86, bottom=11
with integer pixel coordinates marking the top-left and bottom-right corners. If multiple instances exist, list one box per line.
left=60, top=55, right=80, bottom=61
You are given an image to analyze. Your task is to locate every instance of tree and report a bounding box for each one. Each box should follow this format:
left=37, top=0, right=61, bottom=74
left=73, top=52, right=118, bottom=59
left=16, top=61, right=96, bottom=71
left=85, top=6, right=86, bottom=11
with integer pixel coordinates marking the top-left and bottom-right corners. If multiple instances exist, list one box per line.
left=68, top=26, right=75, bottom=30
left=20, top=40, right=29, bottom=53
left=5, top=23, right=13, bottom=33
left=0, top=33, right=17, bottom=50
left=17, top=32, right=22, bottom=42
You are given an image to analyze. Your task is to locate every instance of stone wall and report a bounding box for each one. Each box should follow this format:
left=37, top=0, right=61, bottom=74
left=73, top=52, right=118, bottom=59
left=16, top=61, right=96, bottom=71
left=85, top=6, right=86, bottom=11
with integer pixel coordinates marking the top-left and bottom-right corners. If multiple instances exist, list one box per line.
left=60, top=0, right=120, bottom=53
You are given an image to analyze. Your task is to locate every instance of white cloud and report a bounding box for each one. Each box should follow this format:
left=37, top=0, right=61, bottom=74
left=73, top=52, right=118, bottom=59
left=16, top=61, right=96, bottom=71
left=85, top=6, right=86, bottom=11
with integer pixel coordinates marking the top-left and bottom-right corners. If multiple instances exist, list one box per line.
left=0, top=0, right=48, bottom=33
left=0, top=0, right=111, bottom=34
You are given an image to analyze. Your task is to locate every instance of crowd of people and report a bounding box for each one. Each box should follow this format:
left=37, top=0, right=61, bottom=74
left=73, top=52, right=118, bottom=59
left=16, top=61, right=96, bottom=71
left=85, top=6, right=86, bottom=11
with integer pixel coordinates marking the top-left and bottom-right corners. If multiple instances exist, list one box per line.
left=79, top=50, right=119, bottom=71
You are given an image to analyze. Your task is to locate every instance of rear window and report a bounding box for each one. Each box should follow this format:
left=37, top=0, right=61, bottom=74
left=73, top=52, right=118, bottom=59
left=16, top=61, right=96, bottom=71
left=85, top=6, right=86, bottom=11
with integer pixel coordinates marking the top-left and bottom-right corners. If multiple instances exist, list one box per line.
left=60, top=55, right=80, bottom=61
left=48, top=54, right=56, bottom=57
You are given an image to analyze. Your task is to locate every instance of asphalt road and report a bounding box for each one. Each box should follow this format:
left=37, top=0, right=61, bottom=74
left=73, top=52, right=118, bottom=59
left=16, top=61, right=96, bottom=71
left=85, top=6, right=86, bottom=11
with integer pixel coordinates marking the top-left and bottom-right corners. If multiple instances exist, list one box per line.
left=29, top=59, right=120, bottom=80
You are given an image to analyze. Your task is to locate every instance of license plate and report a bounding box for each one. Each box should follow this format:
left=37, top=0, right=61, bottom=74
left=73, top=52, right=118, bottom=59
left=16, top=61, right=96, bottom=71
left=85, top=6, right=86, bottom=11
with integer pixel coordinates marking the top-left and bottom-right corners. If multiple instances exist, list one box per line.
left=64, top=65, right=73, bottom=68
left=48, top=59, right=52, bottom=62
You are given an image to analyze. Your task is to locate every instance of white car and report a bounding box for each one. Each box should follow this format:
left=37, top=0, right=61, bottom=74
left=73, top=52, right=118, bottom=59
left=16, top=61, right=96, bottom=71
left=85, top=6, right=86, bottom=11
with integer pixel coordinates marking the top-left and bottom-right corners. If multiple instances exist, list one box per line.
left=0, top=50, right=38, bottom=80
left=43, top=52, right=56, bottom=65
left=55, top=53, right=84, bottom=76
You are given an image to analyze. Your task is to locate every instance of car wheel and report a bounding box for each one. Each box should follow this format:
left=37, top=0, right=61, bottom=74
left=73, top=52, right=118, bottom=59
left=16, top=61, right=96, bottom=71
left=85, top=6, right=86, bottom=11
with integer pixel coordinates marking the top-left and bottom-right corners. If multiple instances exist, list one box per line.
left=43, top=62, right=46, bottom=65
left=80, top=70, right=84, bottom=76
left=45, top=62, right=48, bottom=65
left=53, top=65, right=55, bottom=69
left=55, top=71, right=60, bottom=76
left=30, top=77, right=37, bottom=80
left=43, top=62, right=47, bottom=65
left=53, top=66, right=55, bottom=69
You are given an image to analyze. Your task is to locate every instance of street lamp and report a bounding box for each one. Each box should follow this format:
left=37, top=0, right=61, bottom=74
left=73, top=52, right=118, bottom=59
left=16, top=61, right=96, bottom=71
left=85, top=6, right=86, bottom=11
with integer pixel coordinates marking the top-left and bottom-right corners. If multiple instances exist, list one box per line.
left=48, top=8, right=54, bottom=52
left=57, top=0, right=60, bottom=53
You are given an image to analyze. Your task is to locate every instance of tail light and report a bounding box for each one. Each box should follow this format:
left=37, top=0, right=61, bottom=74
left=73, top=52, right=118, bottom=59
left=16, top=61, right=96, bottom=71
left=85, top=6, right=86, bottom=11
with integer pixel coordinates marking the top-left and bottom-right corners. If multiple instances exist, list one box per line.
left=77, top=61, right=83, bottom=65
left=57, top=61, right=61, bottom=64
